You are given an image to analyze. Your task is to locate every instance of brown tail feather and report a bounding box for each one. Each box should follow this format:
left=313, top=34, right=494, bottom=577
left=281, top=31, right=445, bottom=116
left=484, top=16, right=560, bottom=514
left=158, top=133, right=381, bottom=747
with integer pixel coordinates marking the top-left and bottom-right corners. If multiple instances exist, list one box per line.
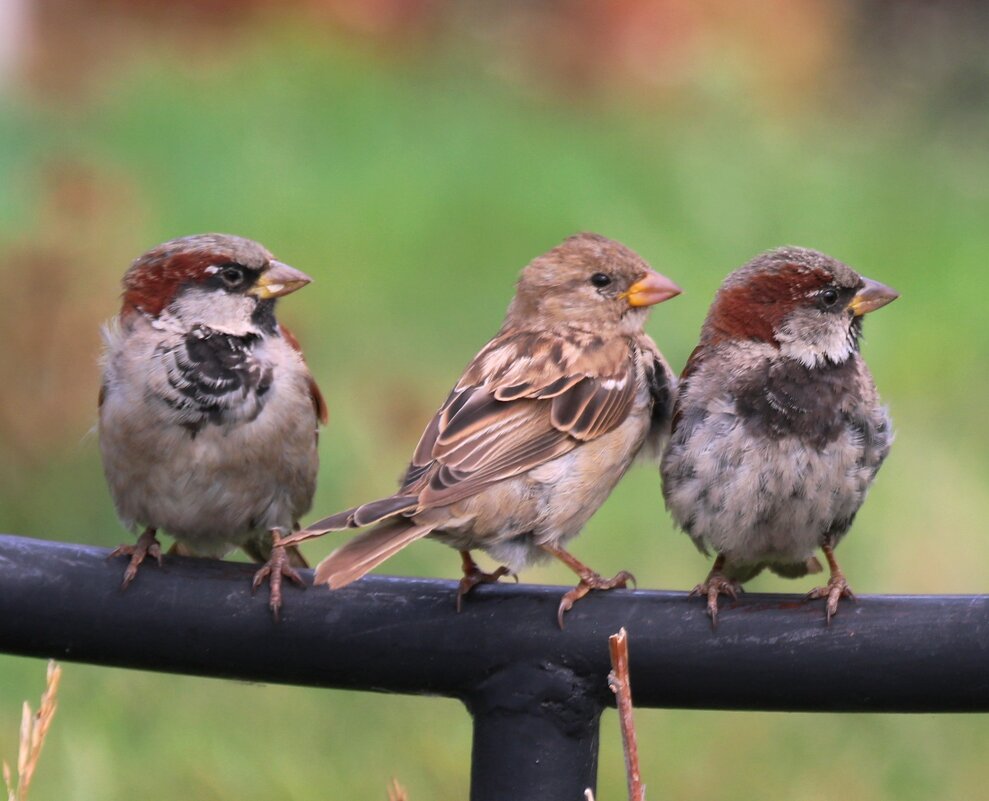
left=314, top=520, right=434, bottom=589
left=241, top=536, right=310, bottom=568
left=297, top=494, right=419, bottom=543
left=281, top=506, right=361, bottom=548
left=303, top=507, right=359, bottom=535
left=352, top=495, right=419, bottom=527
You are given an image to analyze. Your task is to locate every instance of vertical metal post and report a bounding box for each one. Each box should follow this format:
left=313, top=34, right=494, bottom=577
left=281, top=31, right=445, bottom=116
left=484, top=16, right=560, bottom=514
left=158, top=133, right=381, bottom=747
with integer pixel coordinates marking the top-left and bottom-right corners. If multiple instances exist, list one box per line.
left=466, top=662, right=604, bottom=801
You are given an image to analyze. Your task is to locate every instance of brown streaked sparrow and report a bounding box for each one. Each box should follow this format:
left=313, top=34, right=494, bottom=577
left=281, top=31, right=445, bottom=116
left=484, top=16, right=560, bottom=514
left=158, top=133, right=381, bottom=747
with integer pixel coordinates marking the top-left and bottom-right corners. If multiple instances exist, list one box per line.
left=660, top=246, right=898, bottom=626
left=98, top=234, right=327, bottom=618
left=286, top=232, right=681, bottom=626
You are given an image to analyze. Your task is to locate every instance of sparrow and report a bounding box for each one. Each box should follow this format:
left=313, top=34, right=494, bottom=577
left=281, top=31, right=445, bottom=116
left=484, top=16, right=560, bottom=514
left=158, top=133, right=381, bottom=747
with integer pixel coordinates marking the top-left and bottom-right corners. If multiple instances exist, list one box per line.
left=98, top=233, right=327, bottom=618
left=286, top=233, right=681, bottom=626
left=660, top=246, right=898, bottom=626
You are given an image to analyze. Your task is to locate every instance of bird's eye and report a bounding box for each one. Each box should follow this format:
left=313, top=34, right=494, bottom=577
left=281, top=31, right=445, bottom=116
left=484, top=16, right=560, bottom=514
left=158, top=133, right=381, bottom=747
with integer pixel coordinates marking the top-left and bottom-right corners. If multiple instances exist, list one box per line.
left=820, top=287, right=839, bottom=306
left=220, top=265, right=245, bottom=287
left=590, top=273, right=612, bottom=288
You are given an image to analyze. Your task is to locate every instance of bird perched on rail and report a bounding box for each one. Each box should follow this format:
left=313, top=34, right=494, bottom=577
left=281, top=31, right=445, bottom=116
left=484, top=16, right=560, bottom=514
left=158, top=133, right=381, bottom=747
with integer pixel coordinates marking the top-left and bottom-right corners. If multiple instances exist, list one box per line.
left=286, top=233, right=681, bottom=625
left=98, top=234, right=327, bottom=618
left=660, top=246, right=897, bottom=626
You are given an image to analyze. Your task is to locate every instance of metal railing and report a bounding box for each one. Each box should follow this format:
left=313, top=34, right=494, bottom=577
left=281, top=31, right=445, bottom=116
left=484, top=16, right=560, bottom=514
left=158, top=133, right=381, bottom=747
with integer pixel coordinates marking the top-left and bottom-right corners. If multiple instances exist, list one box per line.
left=0, top=534, right=987, bottom=800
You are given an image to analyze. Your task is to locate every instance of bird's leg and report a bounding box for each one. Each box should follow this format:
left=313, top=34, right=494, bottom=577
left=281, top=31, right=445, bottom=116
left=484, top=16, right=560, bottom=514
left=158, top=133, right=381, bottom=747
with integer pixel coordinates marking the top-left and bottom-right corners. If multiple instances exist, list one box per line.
left=252, top=529, right=306, bottom=621
left=456, top=551, right=516, bottom=612
left=109, top=527, right=163, bottom=589
left=804, top=541, right=855, bottom=625
left=541, top=545, right=635, bottom=628
left=689, top=553, right=743, bottom=629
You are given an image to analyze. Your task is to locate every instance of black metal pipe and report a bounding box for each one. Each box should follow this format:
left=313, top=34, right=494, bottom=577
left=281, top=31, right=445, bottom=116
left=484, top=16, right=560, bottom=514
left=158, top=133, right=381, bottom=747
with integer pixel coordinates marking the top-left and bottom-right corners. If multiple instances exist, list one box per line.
left=466, top=662, right=602, bottom=801
left=0, top=534, right=988, bottom=714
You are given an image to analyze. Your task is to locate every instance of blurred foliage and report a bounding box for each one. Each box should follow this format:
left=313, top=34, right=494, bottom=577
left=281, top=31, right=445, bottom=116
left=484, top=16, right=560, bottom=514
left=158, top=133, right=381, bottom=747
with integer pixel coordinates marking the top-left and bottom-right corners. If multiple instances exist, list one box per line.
left=1, top=2, right=988, bottom=799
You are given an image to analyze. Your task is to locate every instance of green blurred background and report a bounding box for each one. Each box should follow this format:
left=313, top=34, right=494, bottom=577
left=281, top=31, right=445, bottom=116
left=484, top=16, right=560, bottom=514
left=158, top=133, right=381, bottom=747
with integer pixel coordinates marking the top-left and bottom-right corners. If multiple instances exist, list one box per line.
left=1, top=1, right=988, bottom=798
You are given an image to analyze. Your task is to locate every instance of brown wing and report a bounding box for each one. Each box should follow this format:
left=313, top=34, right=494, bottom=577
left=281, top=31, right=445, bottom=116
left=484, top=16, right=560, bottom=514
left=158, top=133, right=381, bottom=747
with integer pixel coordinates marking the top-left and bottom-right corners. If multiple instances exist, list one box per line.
left=280, top=324, right=328, bottom=425
left=401, top=330, right=640, bottom=509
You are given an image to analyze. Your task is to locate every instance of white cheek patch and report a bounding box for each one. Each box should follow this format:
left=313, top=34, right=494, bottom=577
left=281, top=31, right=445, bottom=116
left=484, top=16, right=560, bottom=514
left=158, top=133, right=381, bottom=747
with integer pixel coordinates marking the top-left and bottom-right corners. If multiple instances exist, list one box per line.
left=776, top=311, right=855, bottom=367
left=169, top=287, right=259, bottom=336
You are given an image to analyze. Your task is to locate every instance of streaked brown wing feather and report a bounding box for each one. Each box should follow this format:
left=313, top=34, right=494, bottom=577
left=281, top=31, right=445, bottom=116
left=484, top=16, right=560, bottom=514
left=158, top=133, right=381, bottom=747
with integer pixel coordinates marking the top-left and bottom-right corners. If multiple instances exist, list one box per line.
left=419, top=427, right=573, bottom=508
left=549, top=370, right=636, bottom=440
left=403, top=331, right=639, bottom=509
left=493, top=373, right=583, bottom=402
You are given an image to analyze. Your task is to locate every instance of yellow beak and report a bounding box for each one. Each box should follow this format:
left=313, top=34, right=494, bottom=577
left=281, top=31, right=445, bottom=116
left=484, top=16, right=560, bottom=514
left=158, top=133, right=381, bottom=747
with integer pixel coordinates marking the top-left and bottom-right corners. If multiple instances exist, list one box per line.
left=250, top=260, right=313, bottom=299
left=622, top=268, right=683, bottom=307
left=848, top=276, right=899, bottom=316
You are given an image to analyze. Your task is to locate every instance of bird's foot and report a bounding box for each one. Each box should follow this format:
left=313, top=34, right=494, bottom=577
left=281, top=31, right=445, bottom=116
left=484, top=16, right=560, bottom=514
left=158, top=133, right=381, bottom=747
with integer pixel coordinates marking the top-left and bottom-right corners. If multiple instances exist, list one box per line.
left=557, top=569, right=636, bottom=629
left=109, top=528, right=162, bottom=589
left=253, top=532, right=306, bottom=621
left=804, top=573, right=856, bottom=625
left=689, top=573, right=743, bottom=629
left=456, top=552, right=516, bottom=612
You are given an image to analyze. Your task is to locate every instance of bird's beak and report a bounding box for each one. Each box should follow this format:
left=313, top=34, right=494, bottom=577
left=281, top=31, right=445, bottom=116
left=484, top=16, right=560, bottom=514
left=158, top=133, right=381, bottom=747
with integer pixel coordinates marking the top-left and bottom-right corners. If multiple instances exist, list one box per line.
left=848, top=276, right=899, bottom=316
left=622, top=268, right=682, bottom=307
left=251, top=260, right=313, bottom=299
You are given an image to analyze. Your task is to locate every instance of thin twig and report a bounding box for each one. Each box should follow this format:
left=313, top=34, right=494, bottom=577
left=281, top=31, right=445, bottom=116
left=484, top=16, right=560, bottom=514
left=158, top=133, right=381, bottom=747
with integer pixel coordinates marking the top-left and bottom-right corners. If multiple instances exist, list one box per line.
left=387, top=777, right=409, bottom=801
left=3, top=661, right=62, bottom=801
left=608, top=628, right=645, bottom=801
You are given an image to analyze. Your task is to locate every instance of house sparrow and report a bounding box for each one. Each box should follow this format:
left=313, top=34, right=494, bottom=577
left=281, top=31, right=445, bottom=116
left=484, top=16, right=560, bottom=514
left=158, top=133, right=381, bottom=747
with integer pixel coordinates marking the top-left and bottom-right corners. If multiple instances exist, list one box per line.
left=660, top=246, right=897, bottom=626
left=286, top=233, right=681, bottom=626
left=98, top=234, right=327, bottom=618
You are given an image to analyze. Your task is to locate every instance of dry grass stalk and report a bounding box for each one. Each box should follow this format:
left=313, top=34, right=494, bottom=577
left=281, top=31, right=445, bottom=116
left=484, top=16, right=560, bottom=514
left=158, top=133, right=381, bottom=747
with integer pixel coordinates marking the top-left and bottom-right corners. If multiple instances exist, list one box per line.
left=387, top=777, right=409, bottom=801
left=608, top=628, right=645, bottom=801
left=3, top=661, right=62, bottom=801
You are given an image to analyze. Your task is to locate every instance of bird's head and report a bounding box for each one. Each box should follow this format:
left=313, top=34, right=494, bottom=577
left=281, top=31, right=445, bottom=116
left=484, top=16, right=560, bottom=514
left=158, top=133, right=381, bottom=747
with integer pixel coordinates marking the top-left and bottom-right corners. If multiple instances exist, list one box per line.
left=120, top=233, right=311, bottom=335
left=702, top=246, right=898, bottom=367
left=505, top=232, right=681, bottom=336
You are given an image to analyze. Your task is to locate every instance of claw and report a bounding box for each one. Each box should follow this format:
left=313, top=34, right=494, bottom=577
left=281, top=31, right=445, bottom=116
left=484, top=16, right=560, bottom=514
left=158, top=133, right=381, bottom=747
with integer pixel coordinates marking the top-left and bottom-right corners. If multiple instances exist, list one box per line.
left=690, top=573, right=742, bottom=629
left=689, top=554, right=742, bottom=629
left=539, top=544, right=634, bottom=628
left=253, top=531, right=306, bottom=621
left=455, top=551, right=515, bottom=612
left=556, top=570, right=634, bottom=629
left=805, top=574, right=855, bottom=625
left=109, top=528, right=162, bottom=589
left=805, top=542, right=856, bottom=625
